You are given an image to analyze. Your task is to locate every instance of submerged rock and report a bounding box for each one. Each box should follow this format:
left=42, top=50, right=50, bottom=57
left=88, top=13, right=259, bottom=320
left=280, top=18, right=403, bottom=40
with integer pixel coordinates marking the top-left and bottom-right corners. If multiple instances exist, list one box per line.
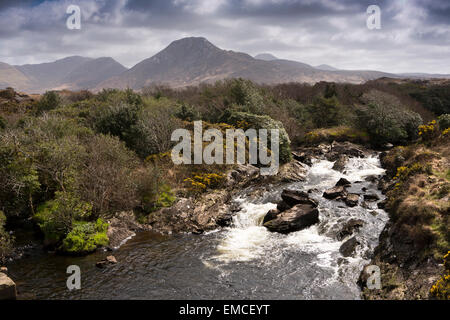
left=337, top=219, right=364, bottom=241
left=332, top=154, right=349, bottom=172
left=0, top=272, right=17, bottom=300
left=263, top=204, right=319, bottom=234
left=96, top=255, right=117, bottom=268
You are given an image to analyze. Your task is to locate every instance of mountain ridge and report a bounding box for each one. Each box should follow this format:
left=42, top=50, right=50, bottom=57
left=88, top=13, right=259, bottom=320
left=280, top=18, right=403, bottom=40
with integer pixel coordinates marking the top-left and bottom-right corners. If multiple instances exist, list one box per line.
left=2, top=37, right=450, bottom=93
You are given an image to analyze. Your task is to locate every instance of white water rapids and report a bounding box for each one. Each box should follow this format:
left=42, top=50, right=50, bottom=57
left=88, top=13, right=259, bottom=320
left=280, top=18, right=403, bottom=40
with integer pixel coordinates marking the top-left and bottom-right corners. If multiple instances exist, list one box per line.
left=203, top=155, right=388, bottom=298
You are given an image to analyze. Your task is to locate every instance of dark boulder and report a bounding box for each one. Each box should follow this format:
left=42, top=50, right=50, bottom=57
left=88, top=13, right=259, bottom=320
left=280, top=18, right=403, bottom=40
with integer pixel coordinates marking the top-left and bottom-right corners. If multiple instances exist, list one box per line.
left=339, top=237, right=360, bottom=257
left=264, top=204, right=319, bottom=234
left=276, top=201, right=291, bottom=212
left=292, top=151, right=313, bottom=166
left=262, top=209, right=280, bottom=224
left=335, top=177, right=351, bottom=187
left=377, top=200, right=387, bottom=209
left=331, top=141, right=365, bottom=158
left=364, top=193, right=380, bottom=201
left=0, top=273, right=16, bottom=300
left=281, top=189, right=318, bottom=208
left=323, top=186, right=347, bottom=200
left=364, top=175, right=379, bottom=183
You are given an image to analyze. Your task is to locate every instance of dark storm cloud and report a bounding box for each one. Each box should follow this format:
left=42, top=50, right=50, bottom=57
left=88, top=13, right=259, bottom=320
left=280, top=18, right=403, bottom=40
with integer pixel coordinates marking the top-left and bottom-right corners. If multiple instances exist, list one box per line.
left=0, top=0, right=449, bottom=73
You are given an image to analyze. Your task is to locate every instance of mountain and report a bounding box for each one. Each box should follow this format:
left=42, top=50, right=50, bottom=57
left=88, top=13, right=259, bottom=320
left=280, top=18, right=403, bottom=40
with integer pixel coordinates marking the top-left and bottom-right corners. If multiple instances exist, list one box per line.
left=0, top=56, right=127, bottom=93
left=315, top=64, right=339, bottom=71
left=254, top=53, right=279, bottom=61
left=58, top=57, right=127, bottom=90
left=3, top=36, right=449, bottom=93
left=97, top=37, right=399, bottom=90
left=0, top=62, right=33, bottom=90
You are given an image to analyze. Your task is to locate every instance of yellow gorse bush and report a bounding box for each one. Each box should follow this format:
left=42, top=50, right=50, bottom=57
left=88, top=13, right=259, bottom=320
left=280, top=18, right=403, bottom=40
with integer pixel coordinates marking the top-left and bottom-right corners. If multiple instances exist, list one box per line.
left=430, top=251, right=450, bottom=300
left=442, top=128, right=450, bottom=137
left=184, top=173, right=226, bottom=193
left=418, top=120, right=437, bottom=140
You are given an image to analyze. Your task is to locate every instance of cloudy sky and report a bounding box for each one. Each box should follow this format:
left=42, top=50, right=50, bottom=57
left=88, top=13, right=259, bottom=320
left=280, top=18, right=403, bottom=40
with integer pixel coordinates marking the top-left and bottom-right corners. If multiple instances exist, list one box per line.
left=0, top=0, right=449, bottom=73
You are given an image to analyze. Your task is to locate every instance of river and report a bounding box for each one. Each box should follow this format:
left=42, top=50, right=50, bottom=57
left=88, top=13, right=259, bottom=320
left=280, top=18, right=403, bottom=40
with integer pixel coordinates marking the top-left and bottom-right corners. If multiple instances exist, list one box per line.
left=7, top=156, right=388, bottom=299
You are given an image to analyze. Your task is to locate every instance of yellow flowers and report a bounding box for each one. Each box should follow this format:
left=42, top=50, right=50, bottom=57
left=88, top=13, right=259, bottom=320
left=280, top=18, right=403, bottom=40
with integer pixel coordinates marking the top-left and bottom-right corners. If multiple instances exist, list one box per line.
left=184, top=173, right=225, bottom=193
left=418, top=120, right=437, bottom=141
left=442, top=128, right=450, bottom=137
left=393, top=163, right=431, bottom=182
left=430, top=251, right=450, bottom=300
left=393, top=166, right=408, bottom=181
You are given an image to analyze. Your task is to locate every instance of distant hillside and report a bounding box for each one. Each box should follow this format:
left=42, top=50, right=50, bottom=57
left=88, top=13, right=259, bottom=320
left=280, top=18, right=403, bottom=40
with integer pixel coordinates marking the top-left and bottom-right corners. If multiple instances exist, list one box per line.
left=3, top=36, right=450, bottom=93
left=0, top=56, right=127, bottom=93
left=0, top=62, right=33, bottom=90
left=96, top=37, right=398, bottom=90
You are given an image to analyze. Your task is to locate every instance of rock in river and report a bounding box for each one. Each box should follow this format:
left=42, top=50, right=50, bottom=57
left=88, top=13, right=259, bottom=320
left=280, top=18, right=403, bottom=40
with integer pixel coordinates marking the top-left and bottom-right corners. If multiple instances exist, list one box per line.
left=281, top=189, right=318, bottom=208
left=263, top=204, right=319, bottom=234
left=364, top=193, right=380, bottom=201
left=96, top=255, right=118, bottom=268
left=339, top=237, right=360, bottom=257
left=0, top=272, right=17, bottom=300
left=323, top=186, right=347, bottom=200
left=345, top=193, right=360, bottom=207
left=335, top=177, right=351, bottom=187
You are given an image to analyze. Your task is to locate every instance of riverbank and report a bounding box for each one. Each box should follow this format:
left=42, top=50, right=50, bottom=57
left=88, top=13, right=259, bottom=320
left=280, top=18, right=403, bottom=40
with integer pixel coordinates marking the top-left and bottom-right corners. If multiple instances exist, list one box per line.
left=359, top=136, right=449, bottom=299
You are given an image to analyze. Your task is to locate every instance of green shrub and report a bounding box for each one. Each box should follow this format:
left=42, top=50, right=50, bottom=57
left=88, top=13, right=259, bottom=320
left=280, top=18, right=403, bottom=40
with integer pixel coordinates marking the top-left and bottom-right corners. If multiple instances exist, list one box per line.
left=36, top=91, right=61, bottom=114
left=307, top=96, right=342, bottom=128
left=357, top=90, right=423, bottom=145
left=0, top=138, right=41, bottom=218
left=0, top=210, right=14, bottom=264
left=438, top=114, right=450, bottom=130
left=61, top=218, right=109, bottom=254
left=93, top=102, right=140, bottom=149
left=155, top=185, right=176, bottom=208
left=229, top=78, right=265, bottom=114
left=34, top=192, right=92, bottom=246
left=221, top=111, right=292, bottom=164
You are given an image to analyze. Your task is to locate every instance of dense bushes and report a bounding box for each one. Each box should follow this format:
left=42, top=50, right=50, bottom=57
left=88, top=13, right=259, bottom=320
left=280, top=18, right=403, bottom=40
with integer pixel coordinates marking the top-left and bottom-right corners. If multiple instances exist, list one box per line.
left=36, top=91, right=62, bottom=114
left=438, top=114, right=450, bottom=130
left=357, top=90, right=423, bottom=146
left=221, top=111, right=292, bottom=164
left=0, top=211, right=13, bottom=263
